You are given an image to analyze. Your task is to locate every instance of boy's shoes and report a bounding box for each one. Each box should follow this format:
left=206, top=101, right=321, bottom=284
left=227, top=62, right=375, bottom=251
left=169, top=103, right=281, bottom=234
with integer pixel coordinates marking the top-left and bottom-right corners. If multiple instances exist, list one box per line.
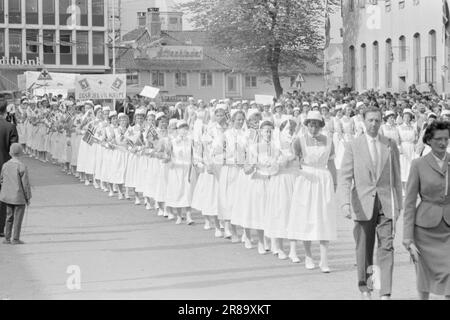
left=2, top=240, right=11, bottom=244
left=11, top=240, right=25, bottom=245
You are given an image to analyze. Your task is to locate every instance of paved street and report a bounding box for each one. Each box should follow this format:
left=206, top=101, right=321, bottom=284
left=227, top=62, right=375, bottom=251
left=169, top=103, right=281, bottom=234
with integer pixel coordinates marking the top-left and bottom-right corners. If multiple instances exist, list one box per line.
left=0, top=157, right=419, bottom=300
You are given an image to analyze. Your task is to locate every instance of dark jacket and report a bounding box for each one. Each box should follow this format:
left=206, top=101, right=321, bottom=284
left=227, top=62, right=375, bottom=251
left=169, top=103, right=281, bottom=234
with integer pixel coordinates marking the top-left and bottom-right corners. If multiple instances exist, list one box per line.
left=0, top=158, right=32, bottom=205
left=0, top=117, right=18, bottom=171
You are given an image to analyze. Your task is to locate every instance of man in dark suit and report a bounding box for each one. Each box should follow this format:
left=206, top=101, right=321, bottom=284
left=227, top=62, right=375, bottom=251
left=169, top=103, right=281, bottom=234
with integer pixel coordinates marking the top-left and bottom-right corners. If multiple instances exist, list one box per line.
left=0, top=101, right=19, bottom=237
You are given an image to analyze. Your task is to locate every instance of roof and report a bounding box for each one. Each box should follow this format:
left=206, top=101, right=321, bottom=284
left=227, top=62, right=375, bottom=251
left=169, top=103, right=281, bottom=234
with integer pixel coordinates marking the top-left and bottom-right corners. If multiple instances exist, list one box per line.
left=117, top=29, right=323, bottom=75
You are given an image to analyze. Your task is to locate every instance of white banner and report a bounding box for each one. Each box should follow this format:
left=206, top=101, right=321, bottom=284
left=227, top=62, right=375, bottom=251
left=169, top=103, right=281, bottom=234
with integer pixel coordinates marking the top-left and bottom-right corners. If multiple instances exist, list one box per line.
left=140, top=86, right=160, bottom=99
left=75, top=74, right=126, bottom=100
left=255, top=94, right=275, bottom=106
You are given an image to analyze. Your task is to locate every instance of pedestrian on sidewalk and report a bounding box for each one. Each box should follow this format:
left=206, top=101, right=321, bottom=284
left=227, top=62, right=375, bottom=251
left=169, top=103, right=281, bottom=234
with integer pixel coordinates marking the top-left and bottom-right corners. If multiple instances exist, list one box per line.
left=0, top=143, right=32, bottom=245
left=0, top=101, right=19, bottom=238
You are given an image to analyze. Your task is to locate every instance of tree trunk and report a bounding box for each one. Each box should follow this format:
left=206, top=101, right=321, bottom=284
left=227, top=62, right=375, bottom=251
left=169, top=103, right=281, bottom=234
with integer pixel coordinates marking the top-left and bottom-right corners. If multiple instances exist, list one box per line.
left=270, top=45, right=283, bottom=98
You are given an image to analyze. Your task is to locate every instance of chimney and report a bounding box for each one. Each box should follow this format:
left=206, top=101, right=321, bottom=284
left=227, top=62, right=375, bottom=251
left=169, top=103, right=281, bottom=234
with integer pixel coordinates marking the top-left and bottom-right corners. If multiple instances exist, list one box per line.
left=147, top=7, right=161, bottom=37
left=137, top=12, right=146, bottom=27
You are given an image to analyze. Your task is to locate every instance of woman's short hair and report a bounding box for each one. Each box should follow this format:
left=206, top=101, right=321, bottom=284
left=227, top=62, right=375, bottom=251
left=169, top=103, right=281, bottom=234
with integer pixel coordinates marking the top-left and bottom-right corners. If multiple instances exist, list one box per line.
left=423, top=120, right=450, bottom=146
left=156, top=115, right=168, bottom=127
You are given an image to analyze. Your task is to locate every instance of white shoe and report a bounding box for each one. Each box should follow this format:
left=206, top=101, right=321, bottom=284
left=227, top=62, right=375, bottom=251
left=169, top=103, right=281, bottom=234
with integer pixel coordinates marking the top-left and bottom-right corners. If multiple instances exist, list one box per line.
left=145, top=203, right=152, bottom=211
left=163, top=210, right=169, bottom=217
left=305, top=257, right=316, bottom=270
left=93, top=181, right=100, bottom=189
left=231, top=235, right=240, bottom=243
left=135, top=198, right=141, bottom=206
left=118, top=193, right=124, bottom=200
left=219, top=221, right=225, bottom=229
left=186, top=214, right=194, bottom=225
left=175, top=217, right=182, bottom=225
left=214, top=229, right=224, bottom=238
left=84, top=180, right=90, bottom=186
left=224, top=231, right=233, bottom=239
left=108, top=191, right=114, bottom=197
left=278, top=251, right=288, bottom=260
left=289, top=255, right=301, bottom=264
left=157, top=209, right=164, bottom=216
left=244, top=238, right=253, bottom=249
left=258, top=243, right=268, bottom=255
left=167, top=213, right=175, bottom=221
left=204, top=220, right=211, bottom=230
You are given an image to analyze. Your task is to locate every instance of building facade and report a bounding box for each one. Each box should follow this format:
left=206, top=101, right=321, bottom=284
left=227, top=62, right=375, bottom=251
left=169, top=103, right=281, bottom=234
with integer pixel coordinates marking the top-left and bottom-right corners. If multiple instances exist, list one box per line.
left=116, top=8, right=325, bottom=102
left=342, top=0, right=448, bottom=94
left=0, top=0, right=109, bottom=91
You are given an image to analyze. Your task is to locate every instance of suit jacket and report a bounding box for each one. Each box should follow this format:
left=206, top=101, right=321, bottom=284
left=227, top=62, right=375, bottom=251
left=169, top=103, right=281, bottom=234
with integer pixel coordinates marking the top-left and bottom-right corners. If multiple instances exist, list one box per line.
left=338, top=134, right=403, bottom=221
left=0, top=117, right=18, bottom=171
left=403, top=153, right=450, bottom=241
left=0, top=158, right=32, bottom=205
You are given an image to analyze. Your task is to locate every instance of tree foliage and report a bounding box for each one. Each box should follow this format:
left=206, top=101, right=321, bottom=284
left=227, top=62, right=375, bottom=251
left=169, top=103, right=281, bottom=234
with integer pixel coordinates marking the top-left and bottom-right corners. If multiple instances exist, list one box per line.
left=177, top=0, right=339, bottom=97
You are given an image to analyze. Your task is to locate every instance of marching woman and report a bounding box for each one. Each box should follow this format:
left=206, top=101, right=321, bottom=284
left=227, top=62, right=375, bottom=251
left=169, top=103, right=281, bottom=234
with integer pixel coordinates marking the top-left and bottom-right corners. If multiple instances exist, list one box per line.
left=235, top=120, right=278, bottom=255
left=353, top=103, right=366, bottom=137
left=83, top=105, right=103, bottom=186
left=165, top=120, right=197, bottom=225
left=320, top=104, right=335, bottom=139
left=398, top=108, right=418, bottom=190
left=416, top=113, right=438, bottom=157
left=111, top=113, right=130, bottom=200
left=288, top=111, right=337, bottom=272
left=261, top=104, right=273, bottom=123
left=92, top=106, right=108, bottom=190
left=335, top=105, right=355, bottom=167
left=333, top=105, right=345, bottom=170
left=153, top=115, right=172, bottom=217
left=273, top=103, right=284, bottom=129
left=76, top=102, right=95, bottom=185
left=218, top=109, right=247, bottom=241
left=191, top=105, right=228, bottom=237
left=380, top=111, right=400, bottom=146
left=264, top=119, right=300, bottom=261
left=70, top=104, right=84, bottom=177
left=124, top=108, right=146, bottom=204
left=100, top=111, right=118, bottom=197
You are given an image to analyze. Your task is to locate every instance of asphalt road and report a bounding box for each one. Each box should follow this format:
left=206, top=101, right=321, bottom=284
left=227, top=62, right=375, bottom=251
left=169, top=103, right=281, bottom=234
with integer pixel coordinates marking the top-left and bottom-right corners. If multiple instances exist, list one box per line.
left=0, top=157, right=421, bottom=300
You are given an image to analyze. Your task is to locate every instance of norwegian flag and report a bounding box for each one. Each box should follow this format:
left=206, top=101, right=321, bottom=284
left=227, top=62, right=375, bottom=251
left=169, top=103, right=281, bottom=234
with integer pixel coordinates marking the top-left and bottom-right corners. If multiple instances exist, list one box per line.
left=82, top=125, right=95, bottom=146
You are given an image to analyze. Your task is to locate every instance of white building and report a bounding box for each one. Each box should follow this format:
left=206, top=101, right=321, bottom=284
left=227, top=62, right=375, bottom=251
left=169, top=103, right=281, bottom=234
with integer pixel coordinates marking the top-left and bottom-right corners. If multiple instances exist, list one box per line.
left=342, top=0, right=448, bottom=94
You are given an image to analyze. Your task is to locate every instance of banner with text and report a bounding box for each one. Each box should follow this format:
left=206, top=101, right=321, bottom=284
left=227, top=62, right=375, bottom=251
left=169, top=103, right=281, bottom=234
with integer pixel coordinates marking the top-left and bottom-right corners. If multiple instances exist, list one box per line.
left=75, top=74, right=126, bottom=100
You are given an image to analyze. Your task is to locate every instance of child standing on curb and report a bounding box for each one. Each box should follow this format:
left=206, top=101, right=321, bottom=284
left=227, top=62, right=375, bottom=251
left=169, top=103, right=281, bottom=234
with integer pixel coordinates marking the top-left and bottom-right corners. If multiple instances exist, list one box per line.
left=0, top=143, right=32, bottom=245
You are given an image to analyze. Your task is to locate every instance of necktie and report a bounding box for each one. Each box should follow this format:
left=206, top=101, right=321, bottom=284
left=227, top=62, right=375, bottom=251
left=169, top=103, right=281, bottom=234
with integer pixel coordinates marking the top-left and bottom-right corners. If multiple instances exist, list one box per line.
left=372, top=138, right=379, bottom=177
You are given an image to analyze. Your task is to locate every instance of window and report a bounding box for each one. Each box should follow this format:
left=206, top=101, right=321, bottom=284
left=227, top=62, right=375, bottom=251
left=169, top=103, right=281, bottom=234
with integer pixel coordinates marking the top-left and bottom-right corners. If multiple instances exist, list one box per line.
left=349, top=46, right=356, bottom=89
left=358, top=0, right=365, bottom=8
left=76, top=31, right=89, bottom=65
left=373, top=41, right=379, bottom=88
left=152, top=71, right=165, bottom=87
left=26, top=0, right=38, bottom=24
left=426, top=30, right=437, bottom=83
left=169, top=17, right=178, bottom=24
left=59, top=0, right=71, bottom=26
left=92, top=0, right=104, bottom=27
left=175, top=72, right=187, bottom=87
left=385, top=39, right=392, bottom=88
left=127, top=72, right=139, bottom=85
left=60, top=31, right=73, bottom=65
left=75, top=0, right=88, bottom=26
left=93, top=32, right=105, bottom=65
left=245, top=75, right=257, bottom=88
left=26, top=29, right=39, bottom=61
left=349, top=0, right=354, bottom=12
left=399, top=36, right=406, bottom=62
left=385, top=0, right=391, bottom=12
left=413, top=33, right=421, bottom=84
left=360, top=44, right=367, bottom=90
left=0, top=30, right=5, bottom=57
left=200, top=72, right=213, bottom=87
left=8, top=0, right=21, bottom=24
left=42, top=0, right=55, bottom=25
left=399, top=0, right=405, bottom=9
left=0, top=0, right=5, bottom=24
left=227, top=75, right=237, bottom=92
left=9, top=29, right=22, bottom=59
left=43, top=30, right=56, bottom=64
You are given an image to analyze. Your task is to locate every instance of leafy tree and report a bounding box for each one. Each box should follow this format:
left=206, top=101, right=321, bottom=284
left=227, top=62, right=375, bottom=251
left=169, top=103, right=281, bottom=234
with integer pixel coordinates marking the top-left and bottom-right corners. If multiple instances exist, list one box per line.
left=178, top=0, right=339, bottom=98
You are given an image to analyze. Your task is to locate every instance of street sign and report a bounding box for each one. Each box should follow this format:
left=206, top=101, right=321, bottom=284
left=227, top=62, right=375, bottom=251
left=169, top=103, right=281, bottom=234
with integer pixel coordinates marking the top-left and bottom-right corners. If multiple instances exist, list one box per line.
left=295, top=73, right=305, bottom=83
left=37, top=69, right=52, bottom=81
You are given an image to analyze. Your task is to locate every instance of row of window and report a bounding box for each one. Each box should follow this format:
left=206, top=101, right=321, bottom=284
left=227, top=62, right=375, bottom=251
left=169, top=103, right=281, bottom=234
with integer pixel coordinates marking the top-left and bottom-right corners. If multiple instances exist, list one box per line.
left=0, top=0, right=104, bottom=26
left=0, top=28, right=105, bottom=65
left=349, top=30, right=437, bottom=89
left=349, top=0, right=419, bottom=12
left=127, top=72, right=260, bottom=89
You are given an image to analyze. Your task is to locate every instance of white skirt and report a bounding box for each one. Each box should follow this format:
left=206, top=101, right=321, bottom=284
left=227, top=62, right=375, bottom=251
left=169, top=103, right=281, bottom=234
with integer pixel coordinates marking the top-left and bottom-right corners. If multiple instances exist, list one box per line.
left=154, top=160, right=170, bottom=203
left=94, top=143, right=104, bottom=180
left=135, top=155, right=150, bottom=194
left=287, top=166, right=337, bottom=241
left=231, top=173, right=268, bottom=230
left=77, top=139, right=88, bottom=173
left=264, top=167, right=299, bottom=239
left=70, top=134, right=82, bottom=166
left=400, top=142, right=416, bottom=183
left=108, top=148, right=128, bottom=185
left=142, top=157, right=159, bottom=199
left=124, top=153, right=139, bottom=189
left=100, top=146, right=114, bottom=183
left=165, top=164, right=196, bottom=208
left=83, top=142, right=97, bottom=175
left=218, top=166, right=241, bottom=221
left=191, top=170, right=219, bottom=216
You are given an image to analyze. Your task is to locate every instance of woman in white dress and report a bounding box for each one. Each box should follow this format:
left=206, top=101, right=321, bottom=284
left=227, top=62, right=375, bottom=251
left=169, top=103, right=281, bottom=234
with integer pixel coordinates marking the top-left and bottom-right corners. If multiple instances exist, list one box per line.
left=76, top=102, right=95, bottom=185
left=264, top=119, right=300, bottom=261
left=288, top=111, right=337, bottom=273
left=165, top=120, right=197, bottom=225
left=332, top=105, right=345, bottom=169
left=101, top=111, right=118, bottom=197
left=92, top=106, right=108, bottom=191
left=320, top=104, right=334, bottom=139
left=218, top=110, right=247, bottom=241
left=111, top=113, right=130, bottom=200
left=335, top=105, right=355, bottom=167
left=398, top=108, right=418, bottom=190
left=353, top=103, right=366, bottom=137
left=380, top=110, right=400, bottom=146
